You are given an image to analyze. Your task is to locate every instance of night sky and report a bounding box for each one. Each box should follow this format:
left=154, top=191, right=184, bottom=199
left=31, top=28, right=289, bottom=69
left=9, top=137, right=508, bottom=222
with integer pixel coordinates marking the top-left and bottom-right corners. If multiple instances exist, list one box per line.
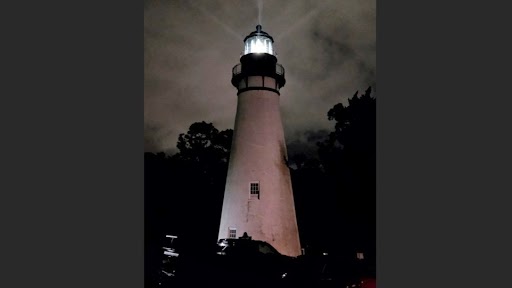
left=144, top=0, right=375, bottom=156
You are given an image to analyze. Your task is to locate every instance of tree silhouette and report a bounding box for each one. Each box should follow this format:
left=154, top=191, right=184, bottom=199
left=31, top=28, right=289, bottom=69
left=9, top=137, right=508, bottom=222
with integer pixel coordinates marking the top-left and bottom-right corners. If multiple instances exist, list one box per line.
left=176, top=121, right=232, bottom=164
left=145, top=122, right=232, bottom=287
left=318, top=86, right=376, bottom=258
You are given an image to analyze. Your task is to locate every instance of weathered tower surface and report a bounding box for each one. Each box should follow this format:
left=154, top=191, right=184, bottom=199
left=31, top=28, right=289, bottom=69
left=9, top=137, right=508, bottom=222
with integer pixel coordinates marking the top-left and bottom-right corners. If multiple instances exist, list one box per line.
left=218, top=25, right=301, bottom=257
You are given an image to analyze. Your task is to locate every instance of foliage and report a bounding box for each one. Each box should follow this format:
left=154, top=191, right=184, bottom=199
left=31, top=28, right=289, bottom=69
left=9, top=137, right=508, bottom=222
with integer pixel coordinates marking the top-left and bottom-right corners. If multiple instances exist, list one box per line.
left=176, top=121, right=232, bottom=165
left=145, top=122, right=233, bottom=287
left=317, top=86, right=376, bottom=254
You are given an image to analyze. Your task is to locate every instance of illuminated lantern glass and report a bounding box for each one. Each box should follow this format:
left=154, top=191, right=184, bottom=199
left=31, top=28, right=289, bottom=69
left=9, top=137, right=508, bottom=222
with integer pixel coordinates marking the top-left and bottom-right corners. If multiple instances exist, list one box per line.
left=243, top=25, right=274, bottom=55
left=244, top=36, right=273, bottom=55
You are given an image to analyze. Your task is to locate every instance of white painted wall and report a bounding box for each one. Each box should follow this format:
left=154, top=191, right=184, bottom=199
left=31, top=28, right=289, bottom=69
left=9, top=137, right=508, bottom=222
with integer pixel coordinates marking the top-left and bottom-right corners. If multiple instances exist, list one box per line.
left=218, top=87, right=301, bottom=257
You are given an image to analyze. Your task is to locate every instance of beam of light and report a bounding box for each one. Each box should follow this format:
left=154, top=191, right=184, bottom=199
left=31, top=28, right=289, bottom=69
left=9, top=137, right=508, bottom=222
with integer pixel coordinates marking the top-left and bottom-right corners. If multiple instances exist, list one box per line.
left=185, top=1, right=242, bottom=41
left=257, top=0, right=263, bottom=26
left=275, top=0, right=334, bottom=42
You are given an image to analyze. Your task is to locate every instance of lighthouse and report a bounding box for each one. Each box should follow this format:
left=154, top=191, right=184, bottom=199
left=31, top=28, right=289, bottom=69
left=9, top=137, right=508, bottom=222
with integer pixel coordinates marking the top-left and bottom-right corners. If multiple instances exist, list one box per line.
left=218, top=25, right=301, bottom=257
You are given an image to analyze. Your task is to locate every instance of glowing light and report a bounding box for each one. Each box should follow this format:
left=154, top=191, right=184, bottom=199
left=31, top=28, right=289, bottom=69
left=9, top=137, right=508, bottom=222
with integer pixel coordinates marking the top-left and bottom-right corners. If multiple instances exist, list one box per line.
left=244, top=36, right=274, bottom=55
left=254, top=39, right=265, bottom=53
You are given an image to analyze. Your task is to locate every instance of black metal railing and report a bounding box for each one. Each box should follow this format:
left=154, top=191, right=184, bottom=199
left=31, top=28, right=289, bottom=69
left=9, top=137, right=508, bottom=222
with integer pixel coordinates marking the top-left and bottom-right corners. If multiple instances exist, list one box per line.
left=232, top=63, right=242, bottom=75
left=276, top=63, right=285, bottom=75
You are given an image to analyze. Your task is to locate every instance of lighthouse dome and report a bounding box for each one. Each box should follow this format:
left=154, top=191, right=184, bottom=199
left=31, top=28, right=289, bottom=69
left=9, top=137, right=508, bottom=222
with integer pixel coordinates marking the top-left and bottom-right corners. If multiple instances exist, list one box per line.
left=243, top=25, right=274, bottom=55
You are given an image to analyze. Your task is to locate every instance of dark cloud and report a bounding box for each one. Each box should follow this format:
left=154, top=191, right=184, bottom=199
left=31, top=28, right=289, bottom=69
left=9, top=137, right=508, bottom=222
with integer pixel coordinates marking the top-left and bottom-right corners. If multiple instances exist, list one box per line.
left=144, top=0, right=375, bottom=154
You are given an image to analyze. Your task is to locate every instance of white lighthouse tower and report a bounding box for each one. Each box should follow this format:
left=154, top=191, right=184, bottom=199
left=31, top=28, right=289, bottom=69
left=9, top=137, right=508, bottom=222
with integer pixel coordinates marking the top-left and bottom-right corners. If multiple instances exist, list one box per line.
left=218, top=25, right=301, bottom=257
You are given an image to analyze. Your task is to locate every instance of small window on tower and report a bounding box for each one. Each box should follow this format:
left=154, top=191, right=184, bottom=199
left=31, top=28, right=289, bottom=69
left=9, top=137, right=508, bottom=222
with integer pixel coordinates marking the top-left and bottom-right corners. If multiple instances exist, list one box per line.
left=228, top=228, right=236, bottom=239
left=250, top=182, right=260, bottom=199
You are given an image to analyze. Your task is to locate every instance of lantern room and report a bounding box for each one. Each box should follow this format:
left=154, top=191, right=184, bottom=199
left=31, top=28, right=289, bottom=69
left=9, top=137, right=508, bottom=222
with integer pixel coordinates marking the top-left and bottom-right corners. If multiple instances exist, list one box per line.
left=243, top=25, right=274, bottom=55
